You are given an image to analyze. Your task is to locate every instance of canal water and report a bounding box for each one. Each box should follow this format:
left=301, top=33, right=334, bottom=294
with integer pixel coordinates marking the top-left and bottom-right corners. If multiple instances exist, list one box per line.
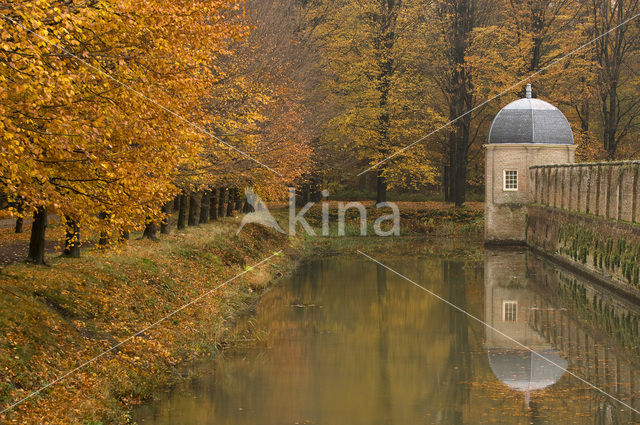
left=133, top=243, right=640, bottom=425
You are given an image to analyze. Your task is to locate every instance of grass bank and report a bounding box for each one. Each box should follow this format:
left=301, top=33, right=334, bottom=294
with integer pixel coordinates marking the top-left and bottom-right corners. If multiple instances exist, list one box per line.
left=0, top=219, right=293, bottom=425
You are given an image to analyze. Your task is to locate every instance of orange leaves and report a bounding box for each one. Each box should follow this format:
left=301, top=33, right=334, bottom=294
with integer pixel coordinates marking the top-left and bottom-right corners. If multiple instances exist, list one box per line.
left=1, top=0, right=255, bottom=235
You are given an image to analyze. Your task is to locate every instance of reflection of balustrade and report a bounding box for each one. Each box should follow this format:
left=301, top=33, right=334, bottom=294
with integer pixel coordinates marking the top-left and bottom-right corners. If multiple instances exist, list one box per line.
left=524, top=252, right=640, bottom=420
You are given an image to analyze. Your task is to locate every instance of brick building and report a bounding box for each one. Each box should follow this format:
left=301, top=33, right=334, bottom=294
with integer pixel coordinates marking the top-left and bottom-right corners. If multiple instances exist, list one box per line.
left=485, top=84, right=576, bottom=243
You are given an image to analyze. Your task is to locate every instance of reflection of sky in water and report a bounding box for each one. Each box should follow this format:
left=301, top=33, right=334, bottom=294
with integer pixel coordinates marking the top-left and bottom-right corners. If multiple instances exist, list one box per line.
left=487, top=349, right=567, bottom=392
left=134, top=247, right=640, bottom=425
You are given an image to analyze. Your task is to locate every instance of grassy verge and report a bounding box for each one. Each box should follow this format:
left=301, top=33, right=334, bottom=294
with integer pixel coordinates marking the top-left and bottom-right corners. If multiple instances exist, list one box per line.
left=0, top=219, right=294, bottom=425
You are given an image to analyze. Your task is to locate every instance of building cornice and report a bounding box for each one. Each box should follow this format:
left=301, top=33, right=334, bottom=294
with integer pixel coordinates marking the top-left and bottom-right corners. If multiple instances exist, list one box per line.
left=484, top=144, right=576, bottom=149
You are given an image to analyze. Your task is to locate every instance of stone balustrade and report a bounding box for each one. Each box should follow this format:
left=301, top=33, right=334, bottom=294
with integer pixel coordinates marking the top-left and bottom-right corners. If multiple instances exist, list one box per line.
left=530, top=161, right=640, bottom=223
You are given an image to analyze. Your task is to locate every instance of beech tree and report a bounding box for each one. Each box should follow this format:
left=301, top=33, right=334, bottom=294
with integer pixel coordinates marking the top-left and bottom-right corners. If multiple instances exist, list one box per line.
left=1, top=0, right=251, bottom=259
left=309, top=0, right=440, bottom=201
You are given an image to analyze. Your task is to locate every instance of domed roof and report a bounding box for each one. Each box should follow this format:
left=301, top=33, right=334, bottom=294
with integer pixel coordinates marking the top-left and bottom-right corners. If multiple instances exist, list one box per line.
left=488, top=84, right=574, bottom=145
left=488, top=348, right=568, bottom=392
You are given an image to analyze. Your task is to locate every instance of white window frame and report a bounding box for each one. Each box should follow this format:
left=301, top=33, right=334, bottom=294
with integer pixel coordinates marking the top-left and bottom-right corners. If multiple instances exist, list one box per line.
left=503, top=169, right=518, bottom=191
left=503, top=301, right=517, bottom=322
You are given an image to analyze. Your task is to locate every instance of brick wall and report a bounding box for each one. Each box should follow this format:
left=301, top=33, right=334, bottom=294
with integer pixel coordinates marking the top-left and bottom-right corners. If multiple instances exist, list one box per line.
left=485, top=144, right=574, bottom=243
left=526, top=205, right=640, bottom=299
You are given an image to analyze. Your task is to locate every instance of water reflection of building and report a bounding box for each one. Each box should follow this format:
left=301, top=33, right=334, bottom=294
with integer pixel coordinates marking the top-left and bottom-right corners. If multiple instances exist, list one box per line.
left=484, top=248, right=640, bottom=424
left=525, top=254, right=640, bottom=424
left=484, top=248, right=568, bottom=407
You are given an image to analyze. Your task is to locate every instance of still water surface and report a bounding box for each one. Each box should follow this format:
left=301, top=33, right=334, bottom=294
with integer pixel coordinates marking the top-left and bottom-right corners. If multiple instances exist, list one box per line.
left=134, top=245, right=640, bottom=425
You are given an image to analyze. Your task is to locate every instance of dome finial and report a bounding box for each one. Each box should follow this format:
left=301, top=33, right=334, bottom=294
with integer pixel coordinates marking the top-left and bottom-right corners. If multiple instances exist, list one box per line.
left=526, top=83, right=532, bottom=99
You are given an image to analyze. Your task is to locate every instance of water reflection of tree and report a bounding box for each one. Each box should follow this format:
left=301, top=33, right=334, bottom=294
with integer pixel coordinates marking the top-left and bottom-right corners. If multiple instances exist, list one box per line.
left=441, top=260, right=472, bottom=423
left=594, top=400, right=620, bottom=425
left=376, top=263, right=392, bottom=425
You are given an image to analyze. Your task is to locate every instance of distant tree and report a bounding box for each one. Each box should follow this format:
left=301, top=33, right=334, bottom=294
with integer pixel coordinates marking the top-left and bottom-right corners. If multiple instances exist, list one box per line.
left=590, top=0, right=640, bottom=159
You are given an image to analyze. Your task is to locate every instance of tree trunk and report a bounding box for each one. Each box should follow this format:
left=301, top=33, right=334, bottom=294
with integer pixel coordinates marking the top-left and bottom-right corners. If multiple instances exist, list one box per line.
left=177, top=193, right=187, bottom=229
left=376, top=171, right=387, bottom=204
left=199, top=191, right=210, bottom=223
left=234, top=189, right=244, bottom=211
left=603, top=86, right=619, bottom=159
left=433, top=0, right=477, bottom=207
left=359, top=173, right=368, bottom=192
left=302, top=184, right=310, bottom=205
left=143, top=220, right=158, bottom=240
left=173, top=195, right=180, bottom=211
left=453, top=149, right=467, bottom=207
left=210, top=188, right=219, bottom=220
left=14, top=217, right=23, bottom=234
left=120, top=230, right=129, bottom=241
left=98, top=211, right=109, bottom=247
left=371, top=1, right=398, bottom=206
left=188, top=192, right=199, bottom=226
left=443, top=165, right=452, bottom=202
left=226, top=188, right=235, bottom=217
left=449, top=135, right=469, bottom=207
left=63, top=218, right=81, bottom=258
left=218, top=188, right=227, bottom=217
left=13, top=199, right=24, bottom=233
left=160, top=202, right=171, bottom=234
left=27, top=207, right=47, bottom=264
left=446, top=0, right=474, bottom=207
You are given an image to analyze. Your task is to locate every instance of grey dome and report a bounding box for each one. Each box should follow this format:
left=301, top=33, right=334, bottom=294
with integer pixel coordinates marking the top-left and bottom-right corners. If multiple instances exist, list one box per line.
left=488, top=348, right=568, bottom=392
left=488, top=87, right=574, bottom=145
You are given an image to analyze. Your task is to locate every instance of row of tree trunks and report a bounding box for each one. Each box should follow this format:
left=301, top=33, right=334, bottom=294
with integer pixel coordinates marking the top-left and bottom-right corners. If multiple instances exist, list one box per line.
left=23, top=187, right=247, bottom=263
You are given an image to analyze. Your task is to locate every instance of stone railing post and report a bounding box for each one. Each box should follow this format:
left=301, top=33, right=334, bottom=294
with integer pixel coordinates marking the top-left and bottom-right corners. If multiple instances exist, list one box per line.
left=568, top=166, right=573, bottom=211
left=617, top=166, right=624, bottom=221
left=633, top=164, right=639, bottom=223
left=595, top=165, right=602, bottom=217
left=553, top=168, right=558, bottom=208
left=533, top=168, right=537, bottom=203
left=585, top=166, right=592, bottom=214
left=560, top=167, right=566, bottom=209
left=577, top=167, right=583, bottom=213
left=547, top=167, right=553, bottom=206
left=605, top=166, right=613, bottom=219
